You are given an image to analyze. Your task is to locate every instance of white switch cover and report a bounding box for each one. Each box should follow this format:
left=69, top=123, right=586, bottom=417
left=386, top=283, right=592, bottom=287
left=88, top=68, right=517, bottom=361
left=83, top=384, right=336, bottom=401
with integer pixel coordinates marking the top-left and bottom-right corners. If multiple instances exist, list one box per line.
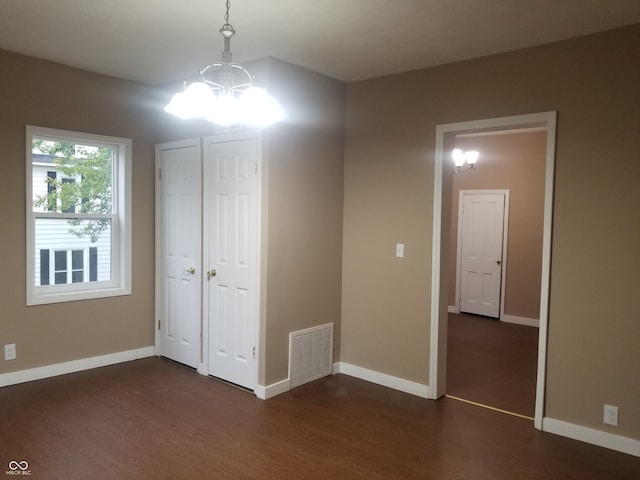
left=395, top=243, right=405, bottom=258
left=4, top=344, right=16, bottom=361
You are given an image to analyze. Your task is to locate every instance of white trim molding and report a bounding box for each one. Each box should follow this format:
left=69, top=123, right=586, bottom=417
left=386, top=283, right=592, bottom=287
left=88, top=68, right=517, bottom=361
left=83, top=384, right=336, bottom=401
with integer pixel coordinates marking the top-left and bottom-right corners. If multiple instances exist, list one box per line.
left=430, top=111, right=558, bottom=427
left=501, top=315, right=540, bottom=328
left=543, top=417, right=640, bottom=457
left=254, top=378, right=290, bottom=400
left=334, top=362, right=430, bottom=399
left=0, top=347, right=155, bottom=388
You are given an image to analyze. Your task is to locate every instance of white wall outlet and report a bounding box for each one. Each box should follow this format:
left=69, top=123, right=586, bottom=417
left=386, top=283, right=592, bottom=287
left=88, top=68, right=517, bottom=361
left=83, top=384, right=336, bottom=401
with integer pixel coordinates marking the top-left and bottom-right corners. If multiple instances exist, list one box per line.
left=395, top=243, right=405, bottom=258
left=603, top=404, right=619, bottom=426
left=4, top=343, right=16, bottom=361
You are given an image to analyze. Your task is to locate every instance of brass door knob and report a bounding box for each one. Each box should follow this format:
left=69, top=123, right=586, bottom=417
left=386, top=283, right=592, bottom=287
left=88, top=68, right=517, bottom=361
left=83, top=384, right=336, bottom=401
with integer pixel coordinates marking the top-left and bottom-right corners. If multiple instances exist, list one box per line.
left=207, top=269, right=217, bottom=279
left=185, top=267, right=196, bottom=275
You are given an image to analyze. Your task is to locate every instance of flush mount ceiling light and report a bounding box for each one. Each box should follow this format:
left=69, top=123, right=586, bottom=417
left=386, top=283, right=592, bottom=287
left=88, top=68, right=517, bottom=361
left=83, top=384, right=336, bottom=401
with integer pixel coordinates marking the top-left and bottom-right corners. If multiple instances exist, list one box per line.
left=165, top=0, right=284, bottom=127
left=452, top=148, right=479, bottom=173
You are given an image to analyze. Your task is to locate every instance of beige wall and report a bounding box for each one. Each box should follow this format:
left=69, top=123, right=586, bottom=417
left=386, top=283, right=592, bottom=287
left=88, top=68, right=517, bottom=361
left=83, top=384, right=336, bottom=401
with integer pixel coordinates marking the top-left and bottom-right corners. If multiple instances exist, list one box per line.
left=155, top=58, right=345, bottom=386
left=0, top=50, right=158, bottom=373
left=259, top=59, right=345, bottom=385
left=448, top=131, right=546, bottom=319
left=342, top=25, right=640, bottom=438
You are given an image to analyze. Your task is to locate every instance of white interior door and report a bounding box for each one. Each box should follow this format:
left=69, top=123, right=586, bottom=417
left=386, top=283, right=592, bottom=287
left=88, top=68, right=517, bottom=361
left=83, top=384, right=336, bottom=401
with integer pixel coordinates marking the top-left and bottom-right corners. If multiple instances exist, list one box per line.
left=156, top=140, right=201, bottom=368
left=203, top=137, right=259, bottom=390
left=459, top=192, right=506, bottom=318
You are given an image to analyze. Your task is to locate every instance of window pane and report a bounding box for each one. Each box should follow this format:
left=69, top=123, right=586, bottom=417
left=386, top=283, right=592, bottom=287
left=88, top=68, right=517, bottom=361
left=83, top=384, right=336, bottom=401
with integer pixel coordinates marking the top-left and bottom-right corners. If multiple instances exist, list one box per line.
left=72, top=271, right=84, bottom=283
left=72, top=250, right=84, bottom=269
left=54, top=250, right=67, bottom=270
left=34, top=218, right=111, bottom=284
left=32, top=139, right=113, bottom=214
left=54, top=250, right=67, bottom=285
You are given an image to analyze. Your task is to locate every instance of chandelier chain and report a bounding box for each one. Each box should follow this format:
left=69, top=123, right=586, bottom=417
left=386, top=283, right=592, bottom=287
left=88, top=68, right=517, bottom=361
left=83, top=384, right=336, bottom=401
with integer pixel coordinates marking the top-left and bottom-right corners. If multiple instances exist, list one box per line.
left=223, top=0, right=232, bottom=29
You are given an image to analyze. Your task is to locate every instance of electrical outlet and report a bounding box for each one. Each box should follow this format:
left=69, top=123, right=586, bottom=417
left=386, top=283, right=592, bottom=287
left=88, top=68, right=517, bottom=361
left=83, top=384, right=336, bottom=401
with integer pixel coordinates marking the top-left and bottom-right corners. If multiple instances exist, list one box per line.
left=4, top=344, right=16, bottom=361
left=603, top=404, right=619, bottom=426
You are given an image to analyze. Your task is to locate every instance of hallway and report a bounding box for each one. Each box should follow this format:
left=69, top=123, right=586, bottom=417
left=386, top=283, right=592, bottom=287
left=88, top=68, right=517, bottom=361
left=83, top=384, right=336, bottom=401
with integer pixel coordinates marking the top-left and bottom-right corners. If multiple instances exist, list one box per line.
left=447, top=313, right=539, bottom=418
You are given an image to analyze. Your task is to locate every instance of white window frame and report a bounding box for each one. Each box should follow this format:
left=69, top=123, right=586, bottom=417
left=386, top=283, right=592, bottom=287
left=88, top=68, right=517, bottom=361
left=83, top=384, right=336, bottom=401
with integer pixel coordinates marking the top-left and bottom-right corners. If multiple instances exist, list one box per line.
left=26, top=126, right=132, bottom=305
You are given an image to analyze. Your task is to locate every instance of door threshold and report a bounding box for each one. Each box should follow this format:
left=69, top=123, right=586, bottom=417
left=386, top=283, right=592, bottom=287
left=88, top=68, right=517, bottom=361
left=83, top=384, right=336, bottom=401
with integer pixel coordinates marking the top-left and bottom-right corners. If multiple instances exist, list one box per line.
left=445, top=394, right=534, bottom=421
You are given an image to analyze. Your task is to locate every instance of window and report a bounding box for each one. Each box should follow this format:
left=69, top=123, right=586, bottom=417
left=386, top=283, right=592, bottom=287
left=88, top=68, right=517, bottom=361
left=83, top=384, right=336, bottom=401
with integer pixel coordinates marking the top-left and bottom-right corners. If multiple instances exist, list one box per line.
left=26, top=126, right=131, bottom=305
left=39, top=247, right=99, bottom=286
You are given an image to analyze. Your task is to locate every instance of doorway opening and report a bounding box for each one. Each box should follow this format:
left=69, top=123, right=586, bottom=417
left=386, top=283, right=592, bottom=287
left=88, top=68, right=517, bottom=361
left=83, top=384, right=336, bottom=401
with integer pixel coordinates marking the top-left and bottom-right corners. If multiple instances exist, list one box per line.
left=446, top=130, right=546, bottom=417
left=429, top=112, right=557, bottom=430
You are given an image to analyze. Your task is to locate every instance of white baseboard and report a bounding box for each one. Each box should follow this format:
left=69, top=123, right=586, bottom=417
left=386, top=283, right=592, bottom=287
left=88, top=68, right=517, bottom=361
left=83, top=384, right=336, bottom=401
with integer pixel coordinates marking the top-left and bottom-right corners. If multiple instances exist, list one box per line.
left=543, top=417, right=640, bottom=457
left=333, top=362, right=430, bottom=399
left=449, top=309, right=539, bottom=328
left=501, top=315, right=539, bottom=328
left=0, top=346, right=156, bottom=388
left=255, top=378, right=290, bottom=400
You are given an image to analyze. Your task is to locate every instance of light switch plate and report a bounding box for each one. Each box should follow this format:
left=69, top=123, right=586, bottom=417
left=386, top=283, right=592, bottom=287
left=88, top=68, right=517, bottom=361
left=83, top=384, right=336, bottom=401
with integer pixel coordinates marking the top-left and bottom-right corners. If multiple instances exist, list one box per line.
left=4, top=344, right=16, bottom=361
left=395, top=243, right=405, bottom=258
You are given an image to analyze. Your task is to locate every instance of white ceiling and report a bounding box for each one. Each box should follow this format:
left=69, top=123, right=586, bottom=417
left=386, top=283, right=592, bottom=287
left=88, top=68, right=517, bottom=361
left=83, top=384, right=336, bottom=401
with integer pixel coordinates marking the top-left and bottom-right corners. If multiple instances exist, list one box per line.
left=1, top=0, right=639, bottom=85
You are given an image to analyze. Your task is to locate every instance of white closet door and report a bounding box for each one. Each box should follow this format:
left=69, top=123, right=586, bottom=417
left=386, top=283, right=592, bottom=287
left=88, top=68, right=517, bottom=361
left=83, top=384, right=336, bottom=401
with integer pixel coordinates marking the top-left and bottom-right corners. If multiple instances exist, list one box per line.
left=156, top=140, right=202, bottom=368
left=203, top=137, right=259, bottom=390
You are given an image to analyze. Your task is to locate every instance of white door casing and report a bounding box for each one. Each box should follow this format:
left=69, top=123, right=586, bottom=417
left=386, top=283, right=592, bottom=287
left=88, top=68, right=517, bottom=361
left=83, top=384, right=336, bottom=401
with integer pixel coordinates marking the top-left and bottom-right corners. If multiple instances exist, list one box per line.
left=457, top=192, right=507, bottom=318
left=429, top=111, right=557, bottom=432
left=155, top=139, right=202, bottom=368
left=203, top=137, right=259, bottom=390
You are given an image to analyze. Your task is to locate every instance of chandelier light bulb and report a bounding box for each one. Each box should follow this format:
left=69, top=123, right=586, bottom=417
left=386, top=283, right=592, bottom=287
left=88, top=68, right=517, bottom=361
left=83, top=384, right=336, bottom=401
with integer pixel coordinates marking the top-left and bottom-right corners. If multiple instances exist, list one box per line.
left=206, top=95, right=241, bottom=126
left=239, top=86, right=286, bottom=127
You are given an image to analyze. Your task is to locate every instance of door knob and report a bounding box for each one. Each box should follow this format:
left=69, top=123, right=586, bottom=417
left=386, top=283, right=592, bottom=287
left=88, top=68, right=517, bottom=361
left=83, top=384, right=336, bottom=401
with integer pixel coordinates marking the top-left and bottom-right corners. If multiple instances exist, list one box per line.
left=185, top=266, right=196, bottom=275
left=496, top=260, right=501, bottom=265
left=207, top=269, right=217, bottom=279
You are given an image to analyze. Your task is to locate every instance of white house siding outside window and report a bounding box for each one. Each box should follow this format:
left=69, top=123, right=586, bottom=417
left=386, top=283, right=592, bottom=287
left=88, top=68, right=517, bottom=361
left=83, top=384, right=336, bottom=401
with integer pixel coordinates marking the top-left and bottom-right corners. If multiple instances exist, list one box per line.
left=32, top=162, right=111, bottom=286
left=26, top=126, right=132, bottom=306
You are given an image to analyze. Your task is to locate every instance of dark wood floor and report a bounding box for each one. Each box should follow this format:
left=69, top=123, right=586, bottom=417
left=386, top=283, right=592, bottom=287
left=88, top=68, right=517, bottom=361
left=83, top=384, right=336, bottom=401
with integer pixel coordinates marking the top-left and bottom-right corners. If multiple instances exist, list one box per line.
left=1, top=357, right=638, bottom=479
left=447, top=313, right=539, bottom=417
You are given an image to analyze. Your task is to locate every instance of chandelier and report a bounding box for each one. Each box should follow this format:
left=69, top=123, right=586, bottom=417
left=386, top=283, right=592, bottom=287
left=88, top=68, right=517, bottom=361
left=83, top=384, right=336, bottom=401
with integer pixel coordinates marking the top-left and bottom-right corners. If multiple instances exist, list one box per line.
left=165, top=0, right=284, bottom=127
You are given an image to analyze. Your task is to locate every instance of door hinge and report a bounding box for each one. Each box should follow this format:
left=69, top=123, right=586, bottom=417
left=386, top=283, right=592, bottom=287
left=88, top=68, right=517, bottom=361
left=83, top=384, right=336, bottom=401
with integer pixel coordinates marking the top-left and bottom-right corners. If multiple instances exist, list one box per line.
left=158, top=168, right=162, bottom=180
left=158, top=319, right=161, bottom=330
left=253, top=345, right=256, bottom=359
left=254, top=162, right=258, bottom=174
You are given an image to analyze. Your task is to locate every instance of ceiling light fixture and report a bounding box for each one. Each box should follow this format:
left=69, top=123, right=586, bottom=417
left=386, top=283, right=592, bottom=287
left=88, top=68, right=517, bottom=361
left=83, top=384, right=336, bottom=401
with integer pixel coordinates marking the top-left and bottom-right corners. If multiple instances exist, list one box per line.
left=165, top=0, right=284, bottom=127
left=452, top=148, right=479, bottom=173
